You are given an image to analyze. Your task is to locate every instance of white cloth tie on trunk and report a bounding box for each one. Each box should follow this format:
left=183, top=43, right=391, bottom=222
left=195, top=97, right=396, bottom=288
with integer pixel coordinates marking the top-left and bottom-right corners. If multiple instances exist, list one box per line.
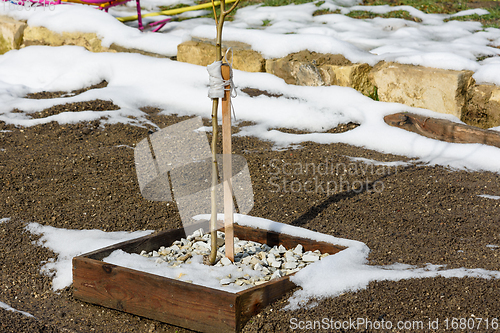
left=207, top=50, right=237, bottom=99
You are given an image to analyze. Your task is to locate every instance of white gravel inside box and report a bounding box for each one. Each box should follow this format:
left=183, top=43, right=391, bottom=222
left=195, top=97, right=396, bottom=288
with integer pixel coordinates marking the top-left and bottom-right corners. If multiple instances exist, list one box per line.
left=103, top=228, right=329, bottom=292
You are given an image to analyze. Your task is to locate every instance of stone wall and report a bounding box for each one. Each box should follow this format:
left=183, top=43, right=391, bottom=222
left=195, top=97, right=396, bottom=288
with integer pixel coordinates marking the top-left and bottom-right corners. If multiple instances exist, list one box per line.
left=0, top=14, right=498, bottom=129
left=177, top=39, right=499, bottom=128
left=369, top=62, right=474, bottom=119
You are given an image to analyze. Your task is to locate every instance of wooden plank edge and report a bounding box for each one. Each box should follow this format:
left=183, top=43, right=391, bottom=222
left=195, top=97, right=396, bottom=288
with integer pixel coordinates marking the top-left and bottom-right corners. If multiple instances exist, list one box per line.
left=384, top=112, right=500, bottom=149
left=73, top=256, right=238, bottom=333
left=233, top=224, right=346, bottom=255
left=235, top=275, right=297, bottom=331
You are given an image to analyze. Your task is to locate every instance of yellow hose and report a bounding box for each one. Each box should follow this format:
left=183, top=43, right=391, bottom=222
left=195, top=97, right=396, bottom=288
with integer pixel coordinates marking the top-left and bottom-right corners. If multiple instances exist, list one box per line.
left=117, top=0, right=237, bottom=22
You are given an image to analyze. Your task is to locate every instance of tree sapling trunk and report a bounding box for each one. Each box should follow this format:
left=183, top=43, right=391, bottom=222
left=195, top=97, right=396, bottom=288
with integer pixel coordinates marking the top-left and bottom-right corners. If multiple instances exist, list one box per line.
left=208, top=0, right=240, bottom=265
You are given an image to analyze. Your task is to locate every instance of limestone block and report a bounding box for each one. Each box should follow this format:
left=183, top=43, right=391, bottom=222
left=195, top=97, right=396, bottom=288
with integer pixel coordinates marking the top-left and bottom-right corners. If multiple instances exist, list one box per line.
left=266, top=51, right=353, bottom=87
left=177, top=41, right=215, bottom=67
left=22, top=26, right=113, bottom=53
left=319, top=63, right=373, bottom=95
left=370, top=62, right=474, bottom=118
left=0, top=15, right=27, bottom=54
left=266, top=57, right=324, bottom=86
left=231, top=48, right=265, bottom=73
left=462, top=84, right=500, bottom=129
left=177, top=40, right=264, bottom=72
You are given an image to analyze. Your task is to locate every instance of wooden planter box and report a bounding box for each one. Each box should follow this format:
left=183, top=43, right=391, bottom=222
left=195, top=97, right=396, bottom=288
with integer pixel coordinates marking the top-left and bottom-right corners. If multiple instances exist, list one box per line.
left=73, top=222, right=346, bottom=332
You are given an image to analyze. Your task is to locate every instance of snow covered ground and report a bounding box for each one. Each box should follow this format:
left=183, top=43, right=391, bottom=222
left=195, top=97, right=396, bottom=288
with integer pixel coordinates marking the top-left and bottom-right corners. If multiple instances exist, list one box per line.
left=2, top=0, right=500, bottom=76
left=1, top=0, right=500, bottom=313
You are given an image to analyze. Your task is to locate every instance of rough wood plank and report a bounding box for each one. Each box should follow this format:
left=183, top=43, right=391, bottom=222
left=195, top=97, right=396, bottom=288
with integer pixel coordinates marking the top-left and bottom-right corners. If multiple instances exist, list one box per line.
left=235, top=276, right=296, bottom=331
left=73, top=256, right=238, bottom=333
left=384, top=112, right=500, bottom=149
left=222, top=63, right=235, bottom=262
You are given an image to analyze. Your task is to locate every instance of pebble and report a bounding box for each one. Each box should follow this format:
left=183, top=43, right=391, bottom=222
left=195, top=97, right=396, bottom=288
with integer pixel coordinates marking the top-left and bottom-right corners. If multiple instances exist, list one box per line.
left=271, top=270, right=283, bottom=280
left=250, top=257, right=261, bottom=266
left=158, top=248, right=171, bottom=256
left=253, top=263, right=264, bottom=271
left=270, top=260, right=282, bottom=268
left=220, top=278, right=232, bottom=285
left=302, top=253, right=320, bottom=262
left=140, top=229, right=329, bottom=289
left=220, top=257, right=232, bottom=266
left=241, top=256, right=252, bottom=265
left=235, top=279, right=246, bottom=286
left=293, top=244, right=303, bottom=255
left=178, top=253, right=191, bottom=262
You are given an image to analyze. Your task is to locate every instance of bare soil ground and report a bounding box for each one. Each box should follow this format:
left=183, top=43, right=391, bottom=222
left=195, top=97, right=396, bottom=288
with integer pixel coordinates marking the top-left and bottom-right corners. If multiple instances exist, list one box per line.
left=1, top=80, right=500, bottom=332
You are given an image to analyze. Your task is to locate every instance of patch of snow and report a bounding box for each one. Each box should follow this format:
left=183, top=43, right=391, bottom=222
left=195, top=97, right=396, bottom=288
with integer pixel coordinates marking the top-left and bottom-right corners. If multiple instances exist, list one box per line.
left=0, top=301, right=35, bottom=318
left=194, top=126, right=212, bottom=133
left=287, top=256, right=500, bottom=310
left=25, top=222, right=153, bottom=291
left=478, top=194, right=500, bottom=200
left=346, top=156, right=413, bottom=168
left=450, top=8, right=490, bottom=18
left=114, top=144, right=134, bottom=149
left=0, top=217, right=11, bottom=224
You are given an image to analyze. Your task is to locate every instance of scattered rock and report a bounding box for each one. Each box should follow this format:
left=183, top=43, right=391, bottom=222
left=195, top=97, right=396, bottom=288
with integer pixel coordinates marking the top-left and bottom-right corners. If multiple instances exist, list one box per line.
left=302, top=253, right=320, bottom=262
left=220, top=257, right=233, bottom=266
left=271, top=270, right=283, bottom=280
left=220, top=278, right=232, bottom=285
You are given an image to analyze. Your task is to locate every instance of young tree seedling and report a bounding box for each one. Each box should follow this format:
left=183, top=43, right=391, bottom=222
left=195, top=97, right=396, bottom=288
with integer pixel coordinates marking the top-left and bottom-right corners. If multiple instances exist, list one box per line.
left=209, top=0, right=240, bottom=265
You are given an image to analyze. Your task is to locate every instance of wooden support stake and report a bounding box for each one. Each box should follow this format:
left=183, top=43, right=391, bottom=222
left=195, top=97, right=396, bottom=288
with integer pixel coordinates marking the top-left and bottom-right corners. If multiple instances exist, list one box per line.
left=221, top=64, right=234, bottom=262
